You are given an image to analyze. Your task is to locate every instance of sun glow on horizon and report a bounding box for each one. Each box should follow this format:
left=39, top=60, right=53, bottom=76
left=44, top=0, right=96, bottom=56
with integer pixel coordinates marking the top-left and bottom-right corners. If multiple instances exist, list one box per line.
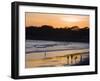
left=61, top=17, right=83, bottom=22
left=25, top=12, right=89, bottom=28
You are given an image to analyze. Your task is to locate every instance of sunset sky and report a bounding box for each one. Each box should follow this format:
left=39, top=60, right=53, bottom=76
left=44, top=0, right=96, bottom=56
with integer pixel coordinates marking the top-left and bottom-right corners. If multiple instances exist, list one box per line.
left=25, top=12, right=89, bottom=28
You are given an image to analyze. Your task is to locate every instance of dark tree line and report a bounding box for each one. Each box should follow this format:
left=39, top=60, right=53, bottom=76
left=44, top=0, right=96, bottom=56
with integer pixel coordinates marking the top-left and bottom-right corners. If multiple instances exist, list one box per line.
left=26, top=25, right=89, bottom=42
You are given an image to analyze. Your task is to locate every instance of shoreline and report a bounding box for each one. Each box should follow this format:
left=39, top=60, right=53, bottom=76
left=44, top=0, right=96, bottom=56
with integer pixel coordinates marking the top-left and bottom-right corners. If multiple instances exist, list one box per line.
left=25, top=52, right=89, bottom=68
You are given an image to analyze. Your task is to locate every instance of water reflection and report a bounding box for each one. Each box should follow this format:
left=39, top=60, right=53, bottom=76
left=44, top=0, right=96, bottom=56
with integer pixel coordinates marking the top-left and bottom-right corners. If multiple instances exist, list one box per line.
left=25, top=40, right=89, bottom=68
left=25, top=52, right=89, bottom=68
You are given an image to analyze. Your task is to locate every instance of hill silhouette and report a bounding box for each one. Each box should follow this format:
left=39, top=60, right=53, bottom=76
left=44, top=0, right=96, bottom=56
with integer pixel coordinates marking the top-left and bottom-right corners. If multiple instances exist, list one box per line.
left=26, top=25, right=89, bottom=42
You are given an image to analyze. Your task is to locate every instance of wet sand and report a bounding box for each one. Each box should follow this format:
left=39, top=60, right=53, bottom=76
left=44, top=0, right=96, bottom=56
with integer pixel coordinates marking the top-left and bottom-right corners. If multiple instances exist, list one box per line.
left=25, top=52, right=89, bottom=68
left=25, top=40, right=89, bottom=68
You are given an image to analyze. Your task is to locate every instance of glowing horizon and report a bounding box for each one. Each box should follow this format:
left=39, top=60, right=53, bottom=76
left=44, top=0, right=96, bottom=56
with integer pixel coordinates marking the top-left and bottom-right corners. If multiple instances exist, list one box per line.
left=25, top=12, right=89, bottom=28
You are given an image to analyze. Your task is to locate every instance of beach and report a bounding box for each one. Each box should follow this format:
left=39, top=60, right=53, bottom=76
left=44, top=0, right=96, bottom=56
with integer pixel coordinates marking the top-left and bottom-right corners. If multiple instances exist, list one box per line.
left=25, top=40, right=89, bottom=68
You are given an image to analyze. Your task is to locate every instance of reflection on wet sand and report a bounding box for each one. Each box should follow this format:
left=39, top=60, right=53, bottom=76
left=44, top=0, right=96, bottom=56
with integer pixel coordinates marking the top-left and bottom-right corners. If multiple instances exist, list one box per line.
left=25, top=40, right=89, bottom=68
left=25, top=52, right=89, bottom=68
